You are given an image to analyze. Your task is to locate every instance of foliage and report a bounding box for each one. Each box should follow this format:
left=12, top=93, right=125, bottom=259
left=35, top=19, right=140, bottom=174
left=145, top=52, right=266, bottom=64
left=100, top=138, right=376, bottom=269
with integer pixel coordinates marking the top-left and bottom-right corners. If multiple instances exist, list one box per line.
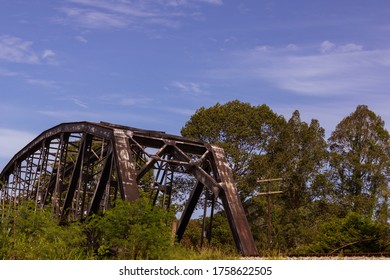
left=328, top=105, right=390, bottom=220
left=180, top=213, right=236, bottom=253
left=86, top=198, right=176, bottom=260
left=181, top=101, right=389, bottom=255
left=263, top=110, right=328, bottom=209
left=0, top=199, right=238, bottom=260
left=305, top=212, right=390, bottom=254
left=0, top=202, right=87, bottom=260
left=181, top=100, right=285, bottom=197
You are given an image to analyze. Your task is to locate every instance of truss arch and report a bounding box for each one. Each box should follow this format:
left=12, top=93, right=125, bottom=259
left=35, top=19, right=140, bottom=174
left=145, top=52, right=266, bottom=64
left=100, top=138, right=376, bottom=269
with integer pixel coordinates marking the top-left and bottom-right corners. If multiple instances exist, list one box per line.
left=0, top=121, right=258, bottom=256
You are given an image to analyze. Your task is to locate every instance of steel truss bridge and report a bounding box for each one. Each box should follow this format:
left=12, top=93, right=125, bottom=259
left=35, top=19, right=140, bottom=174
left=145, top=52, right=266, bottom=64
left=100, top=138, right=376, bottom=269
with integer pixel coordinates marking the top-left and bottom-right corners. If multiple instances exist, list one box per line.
left=0, top=121, right=258, bottom=256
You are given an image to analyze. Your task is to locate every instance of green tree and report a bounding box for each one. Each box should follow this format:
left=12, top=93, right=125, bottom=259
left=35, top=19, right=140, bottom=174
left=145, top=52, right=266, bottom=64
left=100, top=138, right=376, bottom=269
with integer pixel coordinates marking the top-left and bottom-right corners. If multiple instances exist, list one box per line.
left=262, top=110, right=328, bottom=209
left=88, top=198, right=175, bottom=260
left=328, top=105, right=390, bottom=221
left=181, top=100, right=285, bottom=197
left=251, top=111, right=328, bottom=251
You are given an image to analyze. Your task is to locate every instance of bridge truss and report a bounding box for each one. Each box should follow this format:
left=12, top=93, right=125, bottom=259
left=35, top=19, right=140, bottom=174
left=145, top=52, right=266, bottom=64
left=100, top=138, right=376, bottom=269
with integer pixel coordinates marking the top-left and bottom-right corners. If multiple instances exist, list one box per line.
left=0, top=121, right=258, bottom=256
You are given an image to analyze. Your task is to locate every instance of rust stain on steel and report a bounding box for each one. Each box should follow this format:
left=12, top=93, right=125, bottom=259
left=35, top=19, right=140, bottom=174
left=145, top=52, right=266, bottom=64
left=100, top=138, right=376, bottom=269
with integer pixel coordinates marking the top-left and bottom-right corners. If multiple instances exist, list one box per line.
left=0, top=121, right=258, bottom=256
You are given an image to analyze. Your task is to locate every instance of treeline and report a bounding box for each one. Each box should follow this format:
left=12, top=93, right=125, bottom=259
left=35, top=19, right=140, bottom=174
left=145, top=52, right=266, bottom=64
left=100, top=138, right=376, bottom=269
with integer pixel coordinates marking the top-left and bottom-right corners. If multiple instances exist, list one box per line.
left=181, top=101, right=390, bottom=254
left=0, top=100, right=389, bottom=259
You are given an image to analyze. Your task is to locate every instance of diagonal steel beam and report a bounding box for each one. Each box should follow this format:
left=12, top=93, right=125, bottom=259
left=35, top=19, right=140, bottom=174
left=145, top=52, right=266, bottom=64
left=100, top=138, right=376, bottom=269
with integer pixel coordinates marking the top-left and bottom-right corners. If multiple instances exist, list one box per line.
left=176, top=180, right=204, bottom=241
left=60, top=133, right=92, bottom=223
left=88, top=150, right=113, bottom=215
left=136, top=143, right=169, bottom=181
left=210, top=145, right=258, bottom=256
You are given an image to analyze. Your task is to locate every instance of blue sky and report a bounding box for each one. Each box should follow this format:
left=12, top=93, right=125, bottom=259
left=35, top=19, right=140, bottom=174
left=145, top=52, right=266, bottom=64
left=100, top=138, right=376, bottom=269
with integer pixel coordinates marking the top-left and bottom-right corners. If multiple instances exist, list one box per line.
left=1, top=0, right=390, bottom=169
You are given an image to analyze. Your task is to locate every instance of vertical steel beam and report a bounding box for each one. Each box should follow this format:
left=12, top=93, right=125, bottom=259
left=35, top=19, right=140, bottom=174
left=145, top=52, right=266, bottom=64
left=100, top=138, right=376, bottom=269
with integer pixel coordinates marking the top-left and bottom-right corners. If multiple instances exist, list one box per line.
left=113, top=130, right=139, bottom=202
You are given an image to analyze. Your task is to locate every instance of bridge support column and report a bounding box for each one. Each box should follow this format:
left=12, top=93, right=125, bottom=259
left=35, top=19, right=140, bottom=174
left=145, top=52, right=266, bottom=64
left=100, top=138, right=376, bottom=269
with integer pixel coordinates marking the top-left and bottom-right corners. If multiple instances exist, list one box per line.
left=113, top=129, right=140, bottom=202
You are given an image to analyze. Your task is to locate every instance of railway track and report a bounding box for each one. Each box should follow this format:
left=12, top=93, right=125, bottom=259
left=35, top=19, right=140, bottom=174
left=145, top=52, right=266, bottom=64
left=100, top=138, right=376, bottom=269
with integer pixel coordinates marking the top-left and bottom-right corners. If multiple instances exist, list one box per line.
left=287, top=252, right=390, bottom=259
left=245, top=252, right=390, bottom=260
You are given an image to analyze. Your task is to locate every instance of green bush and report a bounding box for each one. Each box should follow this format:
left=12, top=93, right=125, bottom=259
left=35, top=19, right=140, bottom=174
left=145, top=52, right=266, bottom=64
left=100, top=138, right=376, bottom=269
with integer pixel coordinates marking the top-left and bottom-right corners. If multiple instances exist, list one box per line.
left=305, top=212, right=390, bottom=254
left=87, top=198, right=176, bottom=259
left=0, top=202, right=87, bottom=259
left=0, top=199, right=239, bottom=260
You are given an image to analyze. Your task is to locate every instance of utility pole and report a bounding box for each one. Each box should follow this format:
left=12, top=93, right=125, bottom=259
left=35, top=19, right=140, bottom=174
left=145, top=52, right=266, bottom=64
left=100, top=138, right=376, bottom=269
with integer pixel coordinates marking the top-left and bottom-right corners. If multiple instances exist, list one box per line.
left=256, top=178, right=284, bottom=250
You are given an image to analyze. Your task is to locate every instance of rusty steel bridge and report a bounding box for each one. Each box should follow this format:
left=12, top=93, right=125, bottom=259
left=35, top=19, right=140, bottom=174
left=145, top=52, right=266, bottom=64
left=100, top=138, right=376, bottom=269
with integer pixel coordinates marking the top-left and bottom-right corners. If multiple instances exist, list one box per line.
left=0, top=121, right=258, bottom=256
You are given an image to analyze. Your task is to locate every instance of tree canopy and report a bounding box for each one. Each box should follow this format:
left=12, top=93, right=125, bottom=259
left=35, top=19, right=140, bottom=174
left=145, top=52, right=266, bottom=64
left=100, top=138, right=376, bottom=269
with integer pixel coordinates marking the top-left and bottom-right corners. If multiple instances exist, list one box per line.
left=328, top=105, right=390, bottom=220
left=181, top=101, right=389, bottom=254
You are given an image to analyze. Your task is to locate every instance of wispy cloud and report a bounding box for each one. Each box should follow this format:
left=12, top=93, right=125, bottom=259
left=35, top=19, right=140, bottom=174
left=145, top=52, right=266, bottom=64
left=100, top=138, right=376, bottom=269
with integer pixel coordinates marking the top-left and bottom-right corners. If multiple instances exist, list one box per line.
left=75, top=35, right=88, bottom=43
left=0, top=67, right=18, bottom=77
left=71, top=97, right=88, bottom=108
left=25, top=78, right=60, bottom=89
left=98, top=94, right=153, bottom=106
left=42, top=49, right=56, bottom=60
left=0, top=35, right=59, bottom=88
left=171, top=81, right=207, bottom=95
left=0, top=35, right=57, bottom=65
left=197, top=0, right=223, bottom=5
left=204, top=41, right=390, bottom=134
left=38, top=110, right=101, bottom=121
left=56, top=0, right=223, bottom=30
left=163, top=106, right=196, bottom=116
left=0, top=128, right=36, bottom=160
left=0, top=35, right=40, bottom=64
left=320, top=40, right=363, bottom=54
left=58, top=7, right=130, bottom=29
left=210, top=42, right=390, bottom=97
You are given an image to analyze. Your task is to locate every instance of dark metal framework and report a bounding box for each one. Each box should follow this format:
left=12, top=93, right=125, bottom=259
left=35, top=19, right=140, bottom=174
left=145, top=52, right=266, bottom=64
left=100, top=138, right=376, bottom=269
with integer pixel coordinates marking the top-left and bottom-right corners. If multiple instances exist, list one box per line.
left=0, top=121, right=258, bottom=256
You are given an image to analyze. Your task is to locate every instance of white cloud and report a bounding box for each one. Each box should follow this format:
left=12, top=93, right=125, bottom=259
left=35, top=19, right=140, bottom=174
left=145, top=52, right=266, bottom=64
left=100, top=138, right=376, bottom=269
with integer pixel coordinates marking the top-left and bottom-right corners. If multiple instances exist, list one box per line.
left=58, top=7, right=129, bottom=29
left=261, top=49, right=389, bottom=96
left=38, top=110, right=101, bottom=121
left=0, top=67, right=18, bottom=77
left=320, top=40, right=363, bottom=54
left=67, top=0, right=155, bottom=17
left=212, top=44, right=390, bottom=97
left=204, top=43, right=390, bottom=134
left=164, top=0, right=189, bottom=7
left=0, top=35, right=57, bottom=65
left=57, top=0, right=223, bottom=30
left=164, top=107, right=195, bottom=116
left=337, top=43, right=363, bottom=53
left=197, top=0, right=223, bottom=6
left=120, top=97, right=153, bottom=106
left=286, top=44, right=299, bottom=51
left=71, top=98, right=88, bottom=108
left=0, top=35, right=40, bottom=64
left=0, top=128, right=36, bottom=160
left=98, top=94, right=153, bottom=106
left=26, top=79, right=59, bottom=89
left=320, top=40, right=336, bottom=53
left=171, top=81, right=206, bottom=95
left=42, top=49, right=56, bottom=59
left=75, top=35, right=88, bottom=43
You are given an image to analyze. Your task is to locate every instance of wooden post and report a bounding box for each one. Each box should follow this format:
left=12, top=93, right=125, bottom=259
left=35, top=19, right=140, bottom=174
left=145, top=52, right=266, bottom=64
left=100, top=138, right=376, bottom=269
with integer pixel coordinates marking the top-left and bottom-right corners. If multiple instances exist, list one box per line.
left=256, top=178, right=284, bottom=250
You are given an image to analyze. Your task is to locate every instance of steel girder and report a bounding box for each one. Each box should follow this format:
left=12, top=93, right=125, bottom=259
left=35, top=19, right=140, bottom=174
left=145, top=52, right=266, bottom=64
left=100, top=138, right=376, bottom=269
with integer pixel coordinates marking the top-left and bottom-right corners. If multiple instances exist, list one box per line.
left=0, top=121, right=258, bottom=256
